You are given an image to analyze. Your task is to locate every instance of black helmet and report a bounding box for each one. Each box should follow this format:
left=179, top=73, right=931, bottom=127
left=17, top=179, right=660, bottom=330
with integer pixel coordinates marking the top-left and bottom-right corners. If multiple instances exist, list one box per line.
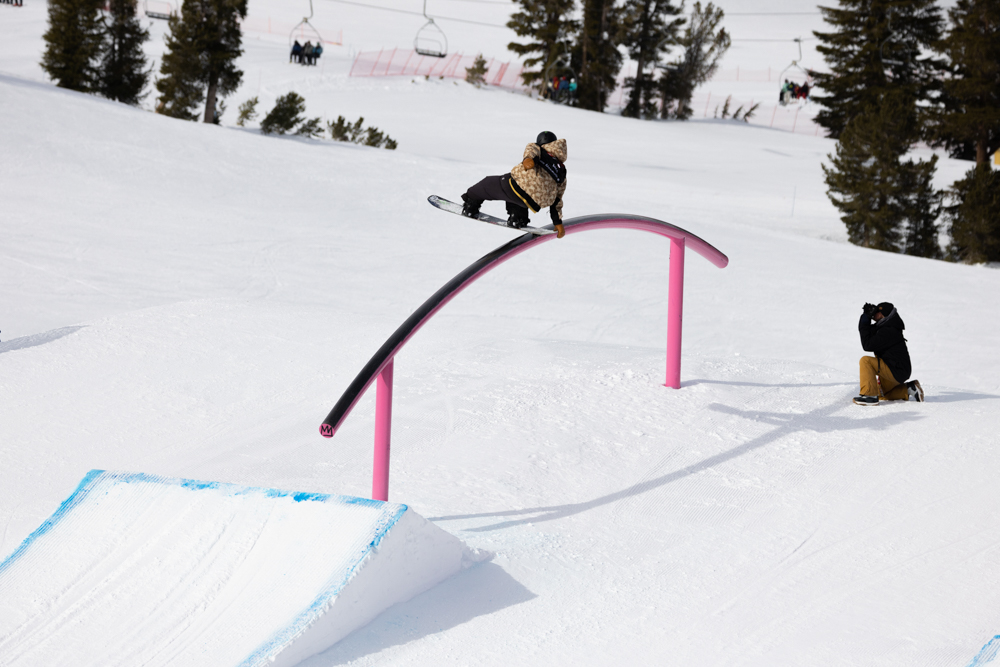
left=536, top=131, right=557, bottom=145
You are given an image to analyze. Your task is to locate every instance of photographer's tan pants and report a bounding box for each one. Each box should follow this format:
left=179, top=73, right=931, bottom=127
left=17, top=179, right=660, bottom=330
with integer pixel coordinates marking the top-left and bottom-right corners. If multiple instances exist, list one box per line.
left=859, top=356, right=909, bottom=400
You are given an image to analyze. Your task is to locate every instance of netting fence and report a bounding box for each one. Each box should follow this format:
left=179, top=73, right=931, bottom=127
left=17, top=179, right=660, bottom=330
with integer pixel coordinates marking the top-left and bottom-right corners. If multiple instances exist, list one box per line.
left=349, top=50, right=825, bottom=136
left=349, top=49, right=529, bottom=90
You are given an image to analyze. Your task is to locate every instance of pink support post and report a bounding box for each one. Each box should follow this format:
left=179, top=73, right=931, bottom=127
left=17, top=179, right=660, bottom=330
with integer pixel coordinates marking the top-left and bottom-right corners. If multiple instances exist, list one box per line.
left=665, top=237, right=685, bottom=389
left=372, top=358, right=394, bottom=501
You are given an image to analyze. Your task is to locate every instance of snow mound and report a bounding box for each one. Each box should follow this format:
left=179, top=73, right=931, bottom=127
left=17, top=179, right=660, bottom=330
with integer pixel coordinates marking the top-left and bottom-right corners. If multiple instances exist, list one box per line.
left=0, top=470, right=471, bottom=667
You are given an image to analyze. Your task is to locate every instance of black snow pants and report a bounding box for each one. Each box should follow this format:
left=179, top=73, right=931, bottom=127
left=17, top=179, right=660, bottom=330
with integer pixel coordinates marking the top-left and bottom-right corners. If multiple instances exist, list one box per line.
left=463, top=174, right=528, bottom=215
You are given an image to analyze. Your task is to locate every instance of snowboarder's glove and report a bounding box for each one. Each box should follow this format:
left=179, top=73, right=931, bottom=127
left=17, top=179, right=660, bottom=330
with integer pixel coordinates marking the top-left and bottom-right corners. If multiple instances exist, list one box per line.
left=863, top=303, right=877, bottom=318
left=522, top=156, right=535, bottom=170
left=555, top=223, right=565, bottom=239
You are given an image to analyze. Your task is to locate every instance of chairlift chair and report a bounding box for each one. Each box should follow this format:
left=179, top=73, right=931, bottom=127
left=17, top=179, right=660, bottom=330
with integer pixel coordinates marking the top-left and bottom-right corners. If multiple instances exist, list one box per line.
left=542, top=55, right=577, bottom=103
left=290, top=0, right=324, bottom=48
left=414, top=0, right=447, bottom=58
left=777, top=38, right=812, bottom=103
left=540, top=39, right=577, bottom=102
left=878, top=12, right=915, bottom=70
left=143, top=0, right=176, bottom=20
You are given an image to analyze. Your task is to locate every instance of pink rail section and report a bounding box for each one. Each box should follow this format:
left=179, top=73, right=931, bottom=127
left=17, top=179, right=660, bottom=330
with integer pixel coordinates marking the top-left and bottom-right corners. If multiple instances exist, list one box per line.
left=320, top=213, right=728, bottom=501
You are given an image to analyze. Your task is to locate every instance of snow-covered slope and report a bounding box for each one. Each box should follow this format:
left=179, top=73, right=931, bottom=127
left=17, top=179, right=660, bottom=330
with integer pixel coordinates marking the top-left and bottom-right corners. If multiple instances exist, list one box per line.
left=0, top=470, right=471, bottom=667
left=1, top=1, right=999, bottom=665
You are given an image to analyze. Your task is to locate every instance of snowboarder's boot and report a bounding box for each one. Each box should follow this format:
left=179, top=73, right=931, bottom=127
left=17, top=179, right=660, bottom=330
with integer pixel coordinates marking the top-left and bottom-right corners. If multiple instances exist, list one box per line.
left=853, top=395, right=879, bottom=406
left=461, top=195, right=482, bottom=218
left=906, top=380, right=924, bottom=402
left=506, top=202, right=530, bottom=229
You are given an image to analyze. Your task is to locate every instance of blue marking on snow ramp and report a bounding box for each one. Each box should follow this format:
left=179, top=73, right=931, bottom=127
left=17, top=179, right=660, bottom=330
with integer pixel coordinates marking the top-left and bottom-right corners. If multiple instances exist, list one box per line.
left=967, top=636, right=1000, bottom=667
left=0, top=469, right=470, bottom=667
left=0, top=469, right=398, bottom=580
left=0, top=468, right=105, bottom=579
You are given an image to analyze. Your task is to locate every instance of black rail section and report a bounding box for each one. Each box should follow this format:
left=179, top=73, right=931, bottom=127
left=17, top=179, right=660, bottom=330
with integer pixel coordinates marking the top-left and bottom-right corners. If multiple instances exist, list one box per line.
left=320, top=213, right=728, bottom=438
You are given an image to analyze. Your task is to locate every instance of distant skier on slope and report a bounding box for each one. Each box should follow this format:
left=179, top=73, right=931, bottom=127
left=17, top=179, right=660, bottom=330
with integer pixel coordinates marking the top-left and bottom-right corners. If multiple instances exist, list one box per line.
left=460, top=131, right=567, bottom=238
left=854, top=302, right=924, bottom=406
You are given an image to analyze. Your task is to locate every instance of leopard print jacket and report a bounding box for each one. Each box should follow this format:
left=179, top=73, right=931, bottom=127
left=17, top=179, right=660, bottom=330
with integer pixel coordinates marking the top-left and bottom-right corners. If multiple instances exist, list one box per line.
left=509, top=138, right=567, bottom=220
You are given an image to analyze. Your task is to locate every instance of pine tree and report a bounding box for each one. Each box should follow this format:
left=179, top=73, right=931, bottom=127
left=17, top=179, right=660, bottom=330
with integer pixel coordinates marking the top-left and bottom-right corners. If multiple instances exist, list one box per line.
left=823, top=92, right=941, bottom=254
left=619, top=0, right=683, bottom=119
left=931, top=0, right=1000, bottom=166
left=945, top=166, right=1000, bottom=263
left=235, top=96, right=259, bottom=126
left=155, top=0, right=248, bottom=123
left=658, top=2, right=729, bottom=120
left=42, top=0, right=104, bottom=92
left=260, top=92, right=306, bottom=135
left=97, top=0, right=149, bottom=105
left=812, top=0, right=943, bottom=139
left=506, top=0, right=577, bottom=95
left=899, top=155, right=943, bottom=258
left=572, top=0, right=623, bottom=111
left=465, top=54, right=489, bottom=88
left=156, top=13, right=205, bottom=120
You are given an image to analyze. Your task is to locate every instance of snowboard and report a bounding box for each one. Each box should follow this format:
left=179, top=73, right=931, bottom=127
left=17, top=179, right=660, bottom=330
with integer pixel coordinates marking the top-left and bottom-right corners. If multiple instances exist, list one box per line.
left=428, top=195, right=555, bottom=236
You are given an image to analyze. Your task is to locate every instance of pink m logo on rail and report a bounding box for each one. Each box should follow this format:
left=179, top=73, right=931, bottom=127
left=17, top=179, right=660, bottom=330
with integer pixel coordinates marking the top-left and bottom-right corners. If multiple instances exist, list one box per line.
left=320, top=213, right=728, bottom=501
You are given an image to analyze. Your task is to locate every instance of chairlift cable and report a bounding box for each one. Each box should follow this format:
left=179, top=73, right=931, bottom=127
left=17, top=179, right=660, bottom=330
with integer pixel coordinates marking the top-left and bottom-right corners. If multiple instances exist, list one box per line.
left=322, top=0, right=508, bottom=28
left=732, top=37, right=818, bottom=42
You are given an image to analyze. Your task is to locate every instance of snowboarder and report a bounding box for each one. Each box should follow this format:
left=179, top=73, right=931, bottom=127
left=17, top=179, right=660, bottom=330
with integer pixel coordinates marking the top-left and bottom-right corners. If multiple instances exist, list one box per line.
left=461, top=131, right=567, bottom=238
left=854, top=302, right=923, bottom=405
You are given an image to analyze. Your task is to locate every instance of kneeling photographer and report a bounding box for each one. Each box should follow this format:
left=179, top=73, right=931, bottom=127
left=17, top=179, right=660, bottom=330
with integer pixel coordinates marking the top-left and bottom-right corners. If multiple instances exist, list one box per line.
left=855, top=302, right=924, bottom=406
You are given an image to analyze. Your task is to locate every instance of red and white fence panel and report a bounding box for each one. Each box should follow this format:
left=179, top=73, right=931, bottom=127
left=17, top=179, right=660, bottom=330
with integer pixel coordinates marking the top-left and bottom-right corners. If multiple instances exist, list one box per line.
left=349, top=49, right=528, bottom=90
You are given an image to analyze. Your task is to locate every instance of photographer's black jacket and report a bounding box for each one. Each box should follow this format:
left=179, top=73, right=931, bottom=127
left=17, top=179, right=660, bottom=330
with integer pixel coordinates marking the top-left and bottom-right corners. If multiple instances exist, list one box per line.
left=859, top=310, right=911, bottom=382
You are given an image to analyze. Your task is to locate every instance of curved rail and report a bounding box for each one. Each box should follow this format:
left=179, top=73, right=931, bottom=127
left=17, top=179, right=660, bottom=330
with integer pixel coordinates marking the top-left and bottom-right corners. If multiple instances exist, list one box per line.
left=321, top=214, right=727, bottom=440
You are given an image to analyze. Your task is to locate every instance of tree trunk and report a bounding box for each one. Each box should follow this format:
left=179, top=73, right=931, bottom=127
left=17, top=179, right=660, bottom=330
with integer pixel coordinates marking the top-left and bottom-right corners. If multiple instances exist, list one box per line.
left=976, top=136, right=987, bottom=167
left=203, top=77, right=218, bottom=123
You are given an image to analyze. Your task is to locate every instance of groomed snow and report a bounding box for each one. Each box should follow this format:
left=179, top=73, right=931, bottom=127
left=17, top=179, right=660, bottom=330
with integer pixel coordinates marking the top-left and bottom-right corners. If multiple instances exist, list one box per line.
left=0, top=470, right=472, bottom=667
left=2, top=0, right=999, bottom=665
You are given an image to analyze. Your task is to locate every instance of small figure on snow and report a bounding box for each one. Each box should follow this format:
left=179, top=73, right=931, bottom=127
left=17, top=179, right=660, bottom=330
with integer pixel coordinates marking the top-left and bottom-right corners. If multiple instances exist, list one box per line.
left=290, top=40, right=303, bottom=64
left=461, top=131, right=568, bottom=238
left=854, top=302, right=923, bottom=406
